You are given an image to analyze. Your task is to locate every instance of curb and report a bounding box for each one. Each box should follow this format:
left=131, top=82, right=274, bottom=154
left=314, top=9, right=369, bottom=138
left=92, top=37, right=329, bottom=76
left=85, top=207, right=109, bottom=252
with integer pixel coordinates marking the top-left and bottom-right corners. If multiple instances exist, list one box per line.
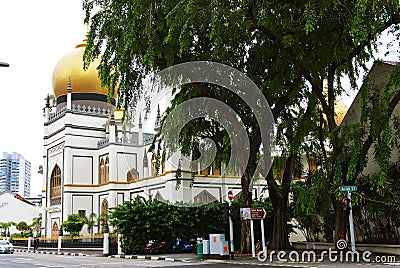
left=15, top=249, right=87, bottom=256
left=15, top=249, right=195, bottom=262
left=109, top=254, right=177, bottom=262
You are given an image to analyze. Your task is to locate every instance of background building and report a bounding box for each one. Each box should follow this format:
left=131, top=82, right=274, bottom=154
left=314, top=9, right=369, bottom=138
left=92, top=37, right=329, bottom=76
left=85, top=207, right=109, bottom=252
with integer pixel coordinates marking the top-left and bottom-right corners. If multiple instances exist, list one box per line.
left=0, top=152, right=31, bottom=197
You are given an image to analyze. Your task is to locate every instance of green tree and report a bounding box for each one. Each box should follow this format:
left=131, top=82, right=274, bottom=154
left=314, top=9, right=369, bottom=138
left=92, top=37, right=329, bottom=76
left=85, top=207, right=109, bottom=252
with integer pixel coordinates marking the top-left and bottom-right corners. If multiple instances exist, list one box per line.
left=16, top=221, right=30, bottom=232
left=86, top=212, right=97, bottom=236
left=62, top=214, right=86, bottom=238
left=83, top=0, right=400, bottom=250
left=0, top=221, right=16, bottom=237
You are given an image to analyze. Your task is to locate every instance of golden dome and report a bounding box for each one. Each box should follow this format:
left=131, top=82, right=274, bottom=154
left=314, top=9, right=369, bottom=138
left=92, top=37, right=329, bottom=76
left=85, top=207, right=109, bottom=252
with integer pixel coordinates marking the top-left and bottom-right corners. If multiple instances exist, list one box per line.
left=335, top=101, right=348, bottom=125
left=52, top=38, right=116, bottom=99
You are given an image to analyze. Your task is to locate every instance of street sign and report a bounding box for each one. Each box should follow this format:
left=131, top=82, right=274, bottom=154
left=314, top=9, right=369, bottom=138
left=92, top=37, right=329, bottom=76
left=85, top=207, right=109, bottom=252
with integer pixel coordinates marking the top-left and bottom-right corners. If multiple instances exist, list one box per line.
left=250, top=207, right=266, bottom=220
left=339, top=186, right=357, bottom=192
left=240, top=208, right=251, bottom=220
left=227, top=191, right=233, bottom=201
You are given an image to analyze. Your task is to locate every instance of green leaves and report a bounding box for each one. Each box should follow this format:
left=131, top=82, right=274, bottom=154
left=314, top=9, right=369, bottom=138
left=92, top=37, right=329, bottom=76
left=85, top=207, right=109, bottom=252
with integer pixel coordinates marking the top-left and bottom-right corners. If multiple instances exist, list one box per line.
left=62, top=214, right=87, bottom=238
left=109, top=198, right=227, bottom=254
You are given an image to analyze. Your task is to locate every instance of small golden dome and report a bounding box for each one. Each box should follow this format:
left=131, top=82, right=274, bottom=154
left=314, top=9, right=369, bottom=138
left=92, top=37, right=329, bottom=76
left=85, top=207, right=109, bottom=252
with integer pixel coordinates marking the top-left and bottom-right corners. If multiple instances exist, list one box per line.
left=52, top=37, right=116, bottom=99
left=335, top=101, right=348, bottom=125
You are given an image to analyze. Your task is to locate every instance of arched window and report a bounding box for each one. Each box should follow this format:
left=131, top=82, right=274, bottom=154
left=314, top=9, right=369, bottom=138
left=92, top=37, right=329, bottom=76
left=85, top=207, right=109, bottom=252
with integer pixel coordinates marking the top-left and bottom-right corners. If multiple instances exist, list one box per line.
left=105, top=157, right=110, bottom=183
left=50, top=165, right=61, bottom=206
left=51, top=221, right=59, bottom=238
left=127, top=168, right=139, bottom=182
left=151, top=153, right=157, bottom=176
left=101, top=199, right=109, bottom=216
left=99, top=159, right=105, bottom=184
left=100, top=199, right=109, bottom=231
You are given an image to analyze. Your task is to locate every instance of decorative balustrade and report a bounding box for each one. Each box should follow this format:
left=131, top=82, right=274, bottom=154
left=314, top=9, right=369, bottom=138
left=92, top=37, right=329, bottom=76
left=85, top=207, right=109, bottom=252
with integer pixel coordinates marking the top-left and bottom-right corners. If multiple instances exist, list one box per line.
left=97, top=133, right=155, bottom=148
left=71, top=104, right=111, bottom=116
left=48, top=106, right=67, bottom=123
left=50, top=197, right=61, bottom=206
left=47, top=105, right=112, bottom=124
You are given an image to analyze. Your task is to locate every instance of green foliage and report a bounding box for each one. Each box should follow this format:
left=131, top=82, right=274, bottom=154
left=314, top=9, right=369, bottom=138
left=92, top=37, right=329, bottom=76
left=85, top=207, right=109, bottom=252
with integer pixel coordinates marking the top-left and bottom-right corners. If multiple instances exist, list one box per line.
left=352, top=163, right=400, bottom=243
left=16, top=221, right=29, bottom=232
left=110, top=196, right=278, bottom=254
left=85, top=212, right=97, bottom=236
left=62, top=214, right=87, bottom=238
left=109, top=197, right=227, bottom=254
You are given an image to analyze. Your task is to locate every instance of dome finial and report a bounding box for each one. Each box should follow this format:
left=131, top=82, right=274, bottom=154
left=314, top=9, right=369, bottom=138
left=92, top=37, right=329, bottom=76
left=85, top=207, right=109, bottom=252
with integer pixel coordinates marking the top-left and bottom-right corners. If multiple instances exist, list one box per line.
left=139, top=113, right=143, bottom=129
left=75, top=23, right=89, bottom=49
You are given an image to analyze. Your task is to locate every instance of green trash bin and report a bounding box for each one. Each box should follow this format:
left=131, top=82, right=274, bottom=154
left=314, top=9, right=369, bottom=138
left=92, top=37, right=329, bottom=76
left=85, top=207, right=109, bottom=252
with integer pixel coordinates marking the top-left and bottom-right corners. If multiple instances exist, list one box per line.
left=197, top=242, right=203, bottom=260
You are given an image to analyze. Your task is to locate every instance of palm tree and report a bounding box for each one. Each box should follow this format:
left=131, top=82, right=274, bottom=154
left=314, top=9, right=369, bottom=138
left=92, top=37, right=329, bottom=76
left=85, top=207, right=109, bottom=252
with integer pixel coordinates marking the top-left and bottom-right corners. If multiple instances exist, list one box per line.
left=30, top=213, right=42, bottom=237
left=85, top=212, right=97, bottom=237
left=2, top=221, right=16, bottom=238
left=0, top=222, right=5, bottom=237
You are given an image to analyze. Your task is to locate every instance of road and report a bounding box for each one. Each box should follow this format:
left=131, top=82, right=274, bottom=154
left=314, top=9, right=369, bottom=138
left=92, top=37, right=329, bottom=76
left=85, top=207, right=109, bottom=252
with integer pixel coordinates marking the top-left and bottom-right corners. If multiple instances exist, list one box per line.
left=0, top=252, right=398, bottom=268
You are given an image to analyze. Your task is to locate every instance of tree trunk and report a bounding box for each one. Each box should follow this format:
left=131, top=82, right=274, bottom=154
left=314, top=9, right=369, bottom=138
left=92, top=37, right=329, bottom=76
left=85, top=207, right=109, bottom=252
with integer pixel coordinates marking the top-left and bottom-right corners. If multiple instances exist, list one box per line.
left=333, top=197, right=346, bottom=247
left=268, top=182, right=291, bottom=250
left=239, top=170, right=252, bottom=253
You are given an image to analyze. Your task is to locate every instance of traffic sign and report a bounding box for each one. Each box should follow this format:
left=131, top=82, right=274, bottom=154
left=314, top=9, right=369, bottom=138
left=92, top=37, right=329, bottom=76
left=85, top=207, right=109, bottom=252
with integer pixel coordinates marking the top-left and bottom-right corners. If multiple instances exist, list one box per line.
left=227, top=191, right=233, bottom=201
left=250, top=207, right=266, bottom=219
left=339, top=186, right=357, bottom=192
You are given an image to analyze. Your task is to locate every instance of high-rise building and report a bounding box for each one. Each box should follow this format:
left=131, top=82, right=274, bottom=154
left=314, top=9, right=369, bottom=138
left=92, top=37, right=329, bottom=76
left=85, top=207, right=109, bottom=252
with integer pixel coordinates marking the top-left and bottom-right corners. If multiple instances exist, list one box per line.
left=0, top=152, right=31, bottom=197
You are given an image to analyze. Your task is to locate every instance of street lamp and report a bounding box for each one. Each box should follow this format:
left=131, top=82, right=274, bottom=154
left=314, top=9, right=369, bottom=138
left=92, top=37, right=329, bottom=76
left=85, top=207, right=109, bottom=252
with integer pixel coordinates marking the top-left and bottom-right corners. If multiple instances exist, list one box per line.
left=0, top=62, right=9, bottom=67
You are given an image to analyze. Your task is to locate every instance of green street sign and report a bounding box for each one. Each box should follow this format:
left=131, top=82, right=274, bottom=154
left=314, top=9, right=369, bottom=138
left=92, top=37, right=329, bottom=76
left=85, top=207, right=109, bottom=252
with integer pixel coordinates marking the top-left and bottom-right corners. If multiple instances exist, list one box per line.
left=339, top=186, right=357, bottom=192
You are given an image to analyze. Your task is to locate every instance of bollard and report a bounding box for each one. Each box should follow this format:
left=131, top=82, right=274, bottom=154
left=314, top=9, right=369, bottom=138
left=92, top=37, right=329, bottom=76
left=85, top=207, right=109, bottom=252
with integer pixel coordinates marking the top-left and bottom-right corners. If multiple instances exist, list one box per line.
left=27, top=237, right=32, bottom=251
left=117, top=234, right=123, bottom=255
left=103, top=233, right=109, bottom=256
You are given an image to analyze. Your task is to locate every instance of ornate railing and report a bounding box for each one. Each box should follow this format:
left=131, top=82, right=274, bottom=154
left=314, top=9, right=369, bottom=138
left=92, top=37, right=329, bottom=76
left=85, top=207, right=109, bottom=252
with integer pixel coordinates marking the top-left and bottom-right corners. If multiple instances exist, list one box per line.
left=50, top=197, right=61, bottom=206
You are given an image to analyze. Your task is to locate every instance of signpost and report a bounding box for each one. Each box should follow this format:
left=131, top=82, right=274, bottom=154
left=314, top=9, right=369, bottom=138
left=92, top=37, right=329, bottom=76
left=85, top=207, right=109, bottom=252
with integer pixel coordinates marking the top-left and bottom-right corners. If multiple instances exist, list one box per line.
left=339, top=186, right=357, bottom=252
left=245, top=207, right=267, bottom=258
left=227, top=191, right=234, bottom=260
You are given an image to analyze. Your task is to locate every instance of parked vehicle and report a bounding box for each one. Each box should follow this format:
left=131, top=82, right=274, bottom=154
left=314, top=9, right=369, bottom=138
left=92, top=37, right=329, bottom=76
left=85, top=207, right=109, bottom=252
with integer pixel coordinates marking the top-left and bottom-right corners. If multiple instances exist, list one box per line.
left=172, top=237, right=194, bottom=253
left=0, top=240, right=14, bottom=254
left=144, top=240, right=166, bottom=254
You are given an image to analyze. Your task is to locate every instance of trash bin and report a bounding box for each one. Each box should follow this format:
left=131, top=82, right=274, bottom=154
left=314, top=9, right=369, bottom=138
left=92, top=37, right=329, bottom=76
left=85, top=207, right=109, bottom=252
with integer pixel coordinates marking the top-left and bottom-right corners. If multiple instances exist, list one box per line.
left=197, top=242, right=203, bottom=260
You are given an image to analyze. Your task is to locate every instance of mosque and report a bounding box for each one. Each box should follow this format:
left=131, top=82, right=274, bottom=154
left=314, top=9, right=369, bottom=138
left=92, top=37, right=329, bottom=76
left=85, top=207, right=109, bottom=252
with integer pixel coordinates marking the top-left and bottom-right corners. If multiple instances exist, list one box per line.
left=40, top=32, right=269, bottom=238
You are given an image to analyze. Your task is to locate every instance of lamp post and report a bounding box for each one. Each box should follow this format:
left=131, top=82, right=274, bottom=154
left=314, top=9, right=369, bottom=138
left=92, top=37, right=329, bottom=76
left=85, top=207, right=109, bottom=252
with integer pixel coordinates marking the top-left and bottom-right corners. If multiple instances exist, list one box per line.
left=0, top=62, right=9, bottom=67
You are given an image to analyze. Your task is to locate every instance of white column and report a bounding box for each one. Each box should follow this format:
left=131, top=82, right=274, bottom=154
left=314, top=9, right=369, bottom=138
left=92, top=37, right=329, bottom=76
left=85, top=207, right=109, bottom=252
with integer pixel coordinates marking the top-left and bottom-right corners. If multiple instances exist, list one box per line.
left=57, top=235, right=62, bottom=253
left=67, top=77, right=72, bottom=110
left=117, top=234, right=123, bottom=255
left=103, top=233, right=109, bottom=256
left=27, top=237, right=32, bottom=251
left=109, top=124, right=116, bottom=143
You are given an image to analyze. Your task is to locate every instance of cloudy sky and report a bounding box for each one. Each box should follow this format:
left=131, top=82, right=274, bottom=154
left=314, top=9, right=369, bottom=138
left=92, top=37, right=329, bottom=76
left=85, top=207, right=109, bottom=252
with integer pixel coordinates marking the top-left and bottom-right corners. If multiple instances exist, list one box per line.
left=0, top=1, right=399, bottom=197
left=0, top=0, right=85, bottom=196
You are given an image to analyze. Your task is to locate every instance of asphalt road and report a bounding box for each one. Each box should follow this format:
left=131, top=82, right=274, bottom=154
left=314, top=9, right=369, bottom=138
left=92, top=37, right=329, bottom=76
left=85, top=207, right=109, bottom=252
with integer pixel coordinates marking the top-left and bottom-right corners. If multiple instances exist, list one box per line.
left=0, top=252, right=398, bottom=268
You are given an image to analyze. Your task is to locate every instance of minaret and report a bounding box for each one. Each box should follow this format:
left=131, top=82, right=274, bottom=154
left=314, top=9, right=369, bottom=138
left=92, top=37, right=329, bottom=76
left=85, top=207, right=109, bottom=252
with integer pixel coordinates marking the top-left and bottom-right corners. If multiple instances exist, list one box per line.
left=143, top=148, right=149, bottom=177
left=154, top=105, right=161, bottom=133
left=109, top=113, right=116, bottom=143
left=67, top=77, right=72, bottom=110
left=138, top=113, right=143, bottom=145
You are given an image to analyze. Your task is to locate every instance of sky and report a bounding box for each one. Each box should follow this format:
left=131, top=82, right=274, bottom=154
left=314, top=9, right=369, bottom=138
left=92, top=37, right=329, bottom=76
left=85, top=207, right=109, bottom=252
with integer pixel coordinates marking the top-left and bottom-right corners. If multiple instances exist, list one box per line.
left=0, top=1, right=399, bottom=197
left=0, top=0, right=86, bottom=197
